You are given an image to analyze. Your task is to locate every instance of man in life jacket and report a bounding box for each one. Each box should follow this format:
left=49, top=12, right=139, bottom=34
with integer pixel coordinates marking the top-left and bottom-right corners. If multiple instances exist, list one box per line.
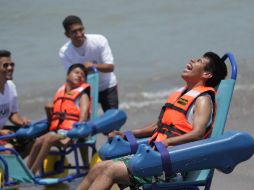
left=27, top=63, right=90, bottom=175
left=76, top=52, right=228, bottom=190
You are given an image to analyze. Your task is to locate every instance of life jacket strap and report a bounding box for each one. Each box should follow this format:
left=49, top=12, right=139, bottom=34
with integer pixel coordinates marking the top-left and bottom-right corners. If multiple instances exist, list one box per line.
left=156, top=122, right=185, bottom=136
left=158, top=103, right=187, bottom=123
left=51, top=111, right=80, bottom=127
left=52, top=112, right=79, bottom=119
left=154, top=141, right=173, bottom=178
left=53, top=97, right=75, bottom=104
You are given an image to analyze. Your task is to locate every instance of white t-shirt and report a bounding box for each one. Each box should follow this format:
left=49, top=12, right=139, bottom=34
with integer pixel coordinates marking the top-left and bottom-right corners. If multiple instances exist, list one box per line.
left=0, top=80, right=19, bottom=129
left=59, top=34, right=117, bottom=91
left=186, top=93, right=213, bottom=127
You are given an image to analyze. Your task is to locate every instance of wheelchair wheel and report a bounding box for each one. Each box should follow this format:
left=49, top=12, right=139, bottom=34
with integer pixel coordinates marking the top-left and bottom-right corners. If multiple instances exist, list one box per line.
left=43, top=154, right=69, bottom=178
left=89, top=152, right=102, bottom=168
left=0, top=168, right=3, bottom=188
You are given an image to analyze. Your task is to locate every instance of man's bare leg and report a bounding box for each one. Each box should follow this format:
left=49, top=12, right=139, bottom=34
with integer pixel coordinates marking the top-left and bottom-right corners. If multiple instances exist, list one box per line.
left=30, top=133, right=62, bottom=174
left=76, top=160, right=113, bottom=190
left=27, top=134, right=47, bottom=169
left=77, top=161, right=131, bottom=190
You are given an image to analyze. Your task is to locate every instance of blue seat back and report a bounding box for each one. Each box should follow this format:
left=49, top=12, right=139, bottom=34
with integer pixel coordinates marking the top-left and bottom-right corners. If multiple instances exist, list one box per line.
left=181, top=53, right=238, bottom=185
left=183, top=79, right=236, bottom=183
left=87, top=70, right=99, bottom=119
left=143, top=53, right=238, bottom=189
left=0, top=152, right=34, bottom=183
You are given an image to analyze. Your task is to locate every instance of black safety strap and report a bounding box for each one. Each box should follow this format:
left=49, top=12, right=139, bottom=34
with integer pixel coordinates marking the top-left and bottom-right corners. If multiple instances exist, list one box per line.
left=154, top=141, right=172, bottom=178
left=124, top=131, right=138, bottom=154
left=53, top=96, right=75, bottom=104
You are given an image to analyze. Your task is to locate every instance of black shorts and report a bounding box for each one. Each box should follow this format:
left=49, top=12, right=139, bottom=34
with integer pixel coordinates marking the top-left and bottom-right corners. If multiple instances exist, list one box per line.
left=99, top=85, right=119, bottom=112
left=2, top=125, right=34, bottom=153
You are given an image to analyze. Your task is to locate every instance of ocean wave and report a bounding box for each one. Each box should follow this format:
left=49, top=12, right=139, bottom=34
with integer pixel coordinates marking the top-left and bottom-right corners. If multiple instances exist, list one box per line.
left=141, top=89, right=176, bottom=99
left=120, top=89, right=175, bottom=110
left=22, top=97, right=51, bottom=104
left=120, top=82, right=254, bottom=110
left=235, top=84, right=254, bottom=91
left=21, top=83, right=253, bottom=111
left=20, top=89, right=176, bottom=110
left=120, top=99, right=165, bottom=109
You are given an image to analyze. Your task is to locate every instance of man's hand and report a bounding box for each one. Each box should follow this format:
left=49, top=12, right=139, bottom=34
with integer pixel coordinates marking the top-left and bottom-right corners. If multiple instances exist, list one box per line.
left=108, top=130, right=125, bottom=142
left=9, top=112, right=31, bottom=127
left=60, top=137, right=72, bottom=148
left=21, top=117, right=31, bottom=126
left=0, top=129, right=14, bottom=136
left=160, top=138, right=169, bottom=148
left=83, top=61, right=95, bottom=70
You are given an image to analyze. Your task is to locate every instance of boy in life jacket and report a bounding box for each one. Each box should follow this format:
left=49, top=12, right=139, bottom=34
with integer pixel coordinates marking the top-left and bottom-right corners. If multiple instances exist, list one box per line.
left=27, top=63, right=90, bottom=175
left=76, top=52, right=227, bottom=190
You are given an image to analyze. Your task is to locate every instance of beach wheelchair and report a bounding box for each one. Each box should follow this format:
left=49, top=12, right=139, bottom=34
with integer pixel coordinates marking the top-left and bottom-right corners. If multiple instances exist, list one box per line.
left=0, top=68, right=127, bottom=188
left=99, top=53, right=254, bottom=190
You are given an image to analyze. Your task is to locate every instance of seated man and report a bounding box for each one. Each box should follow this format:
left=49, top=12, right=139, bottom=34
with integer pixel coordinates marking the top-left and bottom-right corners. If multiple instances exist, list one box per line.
left=27, top=63, right=90, bottom=174
left=76, top=52, right=227, bottom=190
left=0, top=50, right=31, bottom=156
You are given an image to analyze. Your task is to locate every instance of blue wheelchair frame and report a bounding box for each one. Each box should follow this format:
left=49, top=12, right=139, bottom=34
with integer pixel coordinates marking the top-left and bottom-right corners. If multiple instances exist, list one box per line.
left=99, top=53, right=240, bottom=190
left=137, top=53, right=239, bottom=190
left=38, top=68, right=100, bottom=178
left=144, top=52, right=238, bottom=190
left=0, top=69, right=127, bottom=187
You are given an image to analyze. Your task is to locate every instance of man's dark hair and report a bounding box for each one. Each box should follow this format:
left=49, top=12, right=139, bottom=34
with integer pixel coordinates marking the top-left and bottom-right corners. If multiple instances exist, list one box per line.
left=0, top=50, right=11, bottom=58
left=62, top=15, right=83, bottom=32
left=203, top=52, right=228, bottom=87
left=67, top=63, right=87, bottom=76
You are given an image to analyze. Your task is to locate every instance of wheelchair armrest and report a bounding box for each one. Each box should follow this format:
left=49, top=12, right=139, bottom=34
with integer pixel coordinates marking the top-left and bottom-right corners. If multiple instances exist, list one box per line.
left=127, top=131, right=254, bottom=177
left=67, top=109, right=127, bottom=138
left=99, top=131, right=149, bottom=160
left=15, top=119, right=48, bottom=138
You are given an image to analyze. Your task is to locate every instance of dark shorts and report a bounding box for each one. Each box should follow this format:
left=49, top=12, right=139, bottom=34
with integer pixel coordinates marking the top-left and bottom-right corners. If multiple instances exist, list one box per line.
left=0, top=140, right=8, bottom=146
left=1, top=125, right=34, bottom=153
left=99, top=85, right=119, bottom=112
left=114, top=155, right=183, bottom=189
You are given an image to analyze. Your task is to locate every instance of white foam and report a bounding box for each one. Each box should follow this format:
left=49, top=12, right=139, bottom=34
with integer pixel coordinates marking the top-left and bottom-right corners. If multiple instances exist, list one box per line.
left=120, top=88, right=176, bottom=110
left=235, top=84, right=254, bottom=91
left=120, top=99, right=164, bottom=109
left=141, top=88, right=176, bottom=99
left=23, top=97, right=50, bottom=104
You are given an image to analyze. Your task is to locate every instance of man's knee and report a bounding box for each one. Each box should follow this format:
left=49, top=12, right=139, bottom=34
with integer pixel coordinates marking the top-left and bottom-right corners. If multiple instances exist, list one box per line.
left=34, top=138, right=43, bottom=148
left=90, top=160, right=114, bottom=176
left=101, top=161, right=122, bottom=180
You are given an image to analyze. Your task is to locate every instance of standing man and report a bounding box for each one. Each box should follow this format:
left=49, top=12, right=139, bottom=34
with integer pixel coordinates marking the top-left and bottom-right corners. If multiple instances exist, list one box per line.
left=59, top=15, right=118, bottom=112
left=0, top=50, right=31, bottom=157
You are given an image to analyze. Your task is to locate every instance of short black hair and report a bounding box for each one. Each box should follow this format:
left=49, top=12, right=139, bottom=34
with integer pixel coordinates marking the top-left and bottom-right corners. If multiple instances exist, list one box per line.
left=0, top=50, right=11, bottom=58
left=62, top=15, right=83, bottom=32
left=203, top=52, right=228, bottom=87
left=67, top=63, right=87, bottom=76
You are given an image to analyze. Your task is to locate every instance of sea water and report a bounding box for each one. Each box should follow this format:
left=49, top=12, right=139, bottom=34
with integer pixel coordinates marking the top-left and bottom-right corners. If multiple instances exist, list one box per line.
left=0, top=0, right=254, bottom=189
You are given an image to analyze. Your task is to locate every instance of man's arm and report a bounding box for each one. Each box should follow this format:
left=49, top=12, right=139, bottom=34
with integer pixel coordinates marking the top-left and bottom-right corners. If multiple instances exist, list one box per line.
left=83, top=61, right=114, bottom=73
left=132, top=121, right=158, bottom=138
left=44, top=103, right=53, bottom=124
left=9, top=112, right=30, bottom=126
left=161, top=95, right=213, bottom=147
left=108, top=121, right=158, bottom=140
left=78, top=93, right=90, bottom=122
left=84, top=35, right=114, bottom=73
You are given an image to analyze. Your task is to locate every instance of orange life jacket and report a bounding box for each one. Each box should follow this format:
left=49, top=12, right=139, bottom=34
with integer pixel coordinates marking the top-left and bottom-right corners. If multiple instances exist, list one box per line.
left=50, top=83, right=90, bottom=131
left=149, top=85, right=216, bottom=143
